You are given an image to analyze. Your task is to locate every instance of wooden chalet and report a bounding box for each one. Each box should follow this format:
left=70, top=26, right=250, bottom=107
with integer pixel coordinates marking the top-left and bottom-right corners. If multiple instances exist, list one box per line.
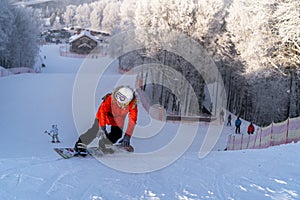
left=69, top=30, right=98, bottom=54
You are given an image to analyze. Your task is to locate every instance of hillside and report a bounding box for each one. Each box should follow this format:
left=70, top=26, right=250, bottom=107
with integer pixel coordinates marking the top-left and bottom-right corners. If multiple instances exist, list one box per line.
left=0, top=44, right=299, bottom=199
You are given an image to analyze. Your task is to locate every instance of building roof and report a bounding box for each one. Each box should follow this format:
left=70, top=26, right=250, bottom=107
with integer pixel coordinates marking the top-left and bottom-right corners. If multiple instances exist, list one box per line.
left=69, top=30, right=99, bottom=43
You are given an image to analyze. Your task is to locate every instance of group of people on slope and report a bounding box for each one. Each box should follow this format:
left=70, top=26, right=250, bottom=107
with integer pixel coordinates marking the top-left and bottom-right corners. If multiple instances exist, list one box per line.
left=220, top=111, right=255, bottom=135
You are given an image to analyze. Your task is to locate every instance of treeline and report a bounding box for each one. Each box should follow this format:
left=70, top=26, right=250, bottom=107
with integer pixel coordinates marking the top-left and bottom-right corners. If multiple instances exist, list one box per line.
left=116, top=0, right=299, bottom=126
left=0, top=0, right=39, bottom=69
left=59, top=0, right=299, bottom=126
left=7, top=0, right=299, bottom=126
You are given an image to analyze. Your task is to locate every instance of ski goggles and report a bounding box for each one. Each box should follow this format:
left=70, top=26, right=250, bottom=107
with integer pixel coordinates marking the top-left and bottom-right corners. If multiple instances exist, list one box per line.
left=115, top=91, right=127, bottom=102
left=115, top=92, right=131, bottom=107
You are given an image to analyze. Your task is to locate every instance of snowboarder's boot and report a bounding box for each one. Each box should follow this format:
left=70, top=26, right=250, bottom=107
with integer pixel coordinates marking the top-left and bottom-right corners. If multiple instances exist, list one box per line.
left=74, top=138, right=87, bottom=155
left=98, top=134, right=114, bottom=154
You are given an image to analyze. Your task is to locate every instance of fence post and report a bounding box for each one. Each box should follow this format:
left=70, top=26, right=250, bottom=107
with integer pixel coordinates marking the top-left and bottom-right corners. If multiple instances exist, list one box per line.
left=253, top=130, right=257, bottom=149
left=240, top=134, right=244, bottom=150
left=246, top=135, right=250, bottom=149
left=232, top=135, right=235, bottom=150
left=227, top=135, right=231, bottom=150
left=259, top=128, right=262, bottom=149
left=270, top=122, right=274, bottom=147
left=286, top=118, right=290, bottom=144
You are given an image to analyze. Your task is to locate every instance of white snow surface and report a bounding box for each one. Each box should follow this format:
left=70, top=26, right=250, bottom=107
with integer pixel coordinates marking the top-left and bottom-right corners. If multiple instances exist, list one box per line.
left=0, top=44, right=299, bottom=200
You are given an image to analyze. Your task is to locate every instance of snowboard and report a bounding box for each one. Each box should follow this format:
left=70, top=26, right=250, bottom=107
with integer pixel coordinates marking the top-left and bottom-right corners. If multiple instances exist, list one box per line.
left=54, top=144, right=134, bottom=159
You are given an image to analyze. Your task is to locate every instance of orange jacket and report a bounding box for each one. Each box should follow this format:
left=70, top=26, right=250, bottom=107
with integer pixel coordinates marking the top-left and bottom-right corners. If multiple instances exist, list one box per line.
left=96, top=94, right=138, bottom=136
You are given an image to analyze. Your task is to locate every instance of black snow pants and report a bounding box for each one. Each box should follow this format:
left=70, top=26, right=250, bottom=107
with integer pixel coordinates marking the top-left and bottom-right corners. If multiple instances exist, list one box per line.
left=76, top=118, right=123, bottom=146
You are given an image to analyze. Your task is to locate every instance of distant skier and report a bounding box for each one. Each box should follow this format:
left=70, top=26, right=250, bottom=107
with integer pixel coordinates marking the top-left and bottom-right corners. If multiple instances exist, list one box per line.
left=247, top=122, right=255, bottom=135
left=235, top=117, right=242, bottom=134
left=45, top=125, right=60, bottom=143
left=74, top=86, right=138, bottom=154
left=227, top=114, right=232, bottom=126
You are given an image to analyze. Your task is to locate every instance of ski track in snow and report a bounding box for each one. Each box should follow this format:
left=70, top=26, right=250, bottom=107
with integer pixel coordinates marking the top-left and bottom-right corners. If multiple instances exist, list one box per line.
left=0, top=147, right=300, bottom=199
left=0, top=44, right=300, bottom=199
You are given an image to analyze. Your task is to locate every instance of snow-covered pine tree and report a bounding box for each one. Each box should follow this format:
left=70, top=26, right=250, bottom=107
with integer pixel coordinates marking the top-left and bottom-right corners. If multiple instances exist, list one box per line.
left=132, top=0, right=228, bottom=116
left=226, top=0, right=300, bottom=125
left=119, top=0, right=137, bottom=31
left=101, top=0, right=121, bottom=34
left=63, top=5, right=77, bottom=28
left=0, top=0, right=14, bottom=68
left=8, top=6, right=40, bottom=69
left=89, top=1, right=106, bottom=31
left=0, top=1, right=39, bottom=69
left=75, top=4, right=91, bottom=29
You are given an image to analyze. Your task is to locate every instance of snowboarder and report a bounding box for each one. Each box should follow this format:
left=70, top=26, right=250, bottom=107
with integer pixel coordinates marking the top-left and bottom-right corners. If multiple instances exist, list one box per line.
left=235, top=117, right=242, bottom=134
left=45, top=124, right=60, bottom=143
left=227, top=114, right=232, bottom=126
left=247, top=122, right=255, bottom=135
left=74, top=86, right=138, bottom=154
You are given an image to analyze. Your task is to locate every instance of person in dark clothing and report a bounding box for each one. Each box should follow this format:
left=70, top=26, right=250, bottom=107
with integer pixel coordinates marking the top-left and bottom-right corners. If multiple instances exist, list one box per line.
left=227, top=114, right=232, bottom=126
left=235, top=117, right=242, bottom=134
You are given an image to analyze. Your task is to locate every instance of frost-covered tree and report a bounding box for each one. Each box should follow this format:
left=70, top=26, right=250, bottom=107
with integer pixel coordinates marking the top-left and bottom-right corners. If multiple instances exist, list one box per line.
left=226, top=0, right=300, bottom=125
left=25, top=7, right=43, bottom=31
left=227, top=0, right=299, bottom=76
left=49, top=12, right=57, bottom=26
left=89, top=1, right=107, bottom=31
left=52, top=16, right=62, bottom=30
left=75, top=3, right=91, bottom=29
left=63, top=5, right=77, bottom=27
left=0, top=0, right=14, bottom=67
left=0, top=1, right=39, bottom=69
left=119, top=0, right=137, bottom=30
left=8, top=7, right=39, bottom=69
left=101, top=1, right=121, bottom=34
left=271, top=0, right=300, bottom=69
left=226, top=0, right=274, bottom=76
left=272, top=0, right=300, bottom=120
left=129, top=0, right=230, bottom=115
left=133, top=0, right=227, bottom=54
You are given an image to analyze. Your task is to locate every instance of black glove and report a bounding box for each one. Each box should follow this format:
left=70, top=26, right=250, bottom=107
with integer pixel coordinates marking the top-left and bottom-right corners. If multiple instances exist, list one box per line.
left=122, top=134, right=131, bottom=147
left=74, top=138, right=87, bottom=152
left=97, top=126, right=107, bottom=138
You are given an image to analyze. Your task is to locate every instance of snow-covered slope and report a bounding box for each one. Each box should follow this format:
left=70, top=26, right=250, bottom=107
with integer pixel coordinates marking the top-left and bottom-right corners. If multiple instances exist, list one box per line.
left=0, top=44, right=299, bottom=200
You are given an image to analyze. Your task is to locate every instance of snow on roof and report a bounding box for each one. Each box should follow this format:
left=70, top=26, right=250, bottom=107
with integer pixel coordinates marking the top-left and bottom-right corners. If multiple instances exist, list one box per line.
left=69, top=30, right=99, bottom=43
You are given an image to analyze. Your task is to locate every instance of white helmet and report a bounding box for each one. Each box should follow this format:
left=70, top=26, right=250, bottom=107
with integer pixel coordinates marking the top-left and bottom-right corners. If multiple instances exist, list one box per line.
left=114, top=86, right=134, bottom=106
